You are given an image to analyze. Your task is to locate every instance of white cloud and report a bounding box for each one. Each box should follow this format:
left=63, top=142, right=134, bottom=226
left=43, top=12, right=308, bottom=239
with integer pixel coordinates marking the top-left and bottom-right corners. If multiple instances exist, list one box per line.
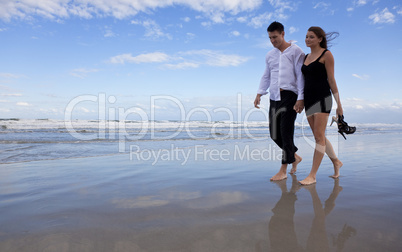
left=248, top=12, right=273, bottom=28
left=182, top=50, right=250, bottom=67
left=356, top=0, right=367, bottom=7
left=110, top=52, right=170, bottom=64
left=2, top=93, right=22, bottom=97
left=268, top=0, right=298, bottom=13
left=0, top=73, right=21, bottom=79
left=164, top=62, right=200, bottom=70
left=70, top=68, right=100, bottom=78
left=367, top=103, right=383, bottom=109
left=103, top=25, right=116, bottom=37
left=186, top=32, right=196, bottom=41
left=201, top=21, right=212, bottom=27
left=0, top=85, right=11, bottom=91
left=16, top=102, right=31, bottom=106
left=0, top=0, right=68, bottom=21
left=245, top=0, right=298, bottom=28
left=39, top=108, right=61, bottom=114
left=0, top=0, right=263, bottom=23
left=79, top=107, right=91, bottom=113
left=230, top=30, right=241, bottom=37
left=180, top=0, right=263, bottom=23
left=236, top=16, right=247, bottom=23
left=394, top=6, right=402, bottom=16
left=343, top=97, right=402, bottom=112
left=289, top=26, right=299, bottom=34
left=131, top=19, right=172, bottom=40
left=390, top=102, right=402, bottom=109
left=313, top=2, right=328, bottom=9
left=110, top=50, right=250, bottom=68
left=369, top=8, right=395, bottom=24
left=348, top=0, right=378, bottom=12
left=313, top=2, right=335, bottom=15
left=209, top=12, right=225, bottom=23
left=352, top=73, right=370, bottom=80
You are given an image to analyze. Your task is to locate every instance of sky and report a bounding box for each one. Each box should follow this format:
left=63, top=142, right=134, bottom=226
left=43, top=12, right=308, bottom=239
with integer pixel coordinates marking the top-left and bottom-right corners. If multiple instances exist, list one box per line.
left=0, top=0, right=402, bottom=123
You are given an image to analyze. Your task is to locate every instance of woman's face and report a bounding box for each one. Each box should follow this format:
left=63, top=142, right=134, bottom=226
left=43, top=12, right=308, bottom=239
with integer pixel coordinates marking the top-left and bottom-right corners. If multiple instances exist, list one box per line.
left=305, top=31, right=322, bottom=48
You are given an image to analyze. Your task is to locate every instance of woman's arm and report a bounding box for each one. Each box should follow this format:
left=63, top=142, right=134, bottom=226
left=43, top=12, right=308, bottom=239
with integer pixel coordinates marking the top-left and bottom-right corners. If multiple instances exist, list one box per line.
left=324, top=51, right=343, bottom=116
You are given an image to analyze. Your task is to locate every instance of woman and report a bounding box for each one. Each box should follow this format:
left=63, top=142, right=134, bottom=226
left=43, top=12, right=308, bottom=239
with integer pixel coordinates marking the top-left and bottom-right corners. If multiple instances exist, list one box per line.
left=299, top=26, right=343, bottom=185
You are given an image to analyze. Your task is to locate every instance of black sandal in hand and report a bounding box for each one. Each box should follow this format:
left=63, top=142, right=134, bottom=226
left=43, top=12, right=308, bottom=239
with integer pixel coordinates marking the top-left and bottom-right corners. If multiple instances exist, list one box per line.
left=330, top=115, right=356, bottom=140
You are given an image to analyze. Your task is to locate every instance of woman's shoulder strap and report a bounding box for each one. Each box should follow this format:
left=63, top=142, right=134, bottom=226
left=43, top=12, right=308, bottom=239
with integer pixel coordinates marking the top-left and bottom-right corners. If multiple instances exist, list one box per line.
left=317, top=49, right=328, bottom=61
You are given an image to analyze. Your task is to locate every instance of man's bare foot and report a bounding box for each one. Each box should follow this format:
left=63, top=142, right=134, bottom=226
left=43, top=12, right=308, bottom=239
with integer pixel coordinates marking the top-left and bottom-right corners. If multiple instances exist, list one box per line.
left=289, top=154, right=302, bottom=174
left=299, top=176, right=316, bottom=185
left=270, top=164, right=288, bottom=181
left=270, top=172, right=287, bottom=181
left=330, top=159, right=343, bottom=179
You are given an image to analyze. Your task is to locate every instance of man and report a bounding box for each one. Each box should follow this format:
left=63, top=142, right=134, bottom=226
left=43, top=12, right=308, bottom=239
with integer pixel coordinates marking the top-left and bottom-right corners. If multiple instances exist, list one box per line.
left=254, top=21, right=305, bottom=181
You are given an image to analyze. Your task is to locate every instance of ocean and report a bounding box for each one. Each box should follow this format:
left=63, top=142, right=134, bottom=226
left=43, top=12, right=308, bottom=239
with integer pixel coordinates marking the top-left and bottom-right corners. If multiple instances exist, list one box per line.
left=1, top=118, right=401, bottom=164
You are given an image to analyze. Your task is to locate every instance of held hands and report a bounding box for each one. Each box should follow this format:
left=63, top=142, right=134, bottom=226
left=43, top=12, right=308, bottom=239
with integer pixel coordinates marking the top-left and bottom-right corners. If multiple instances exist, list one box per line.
left=293, top=100, right=304, bottom=114
left=255, top=95, right=304, bottom=113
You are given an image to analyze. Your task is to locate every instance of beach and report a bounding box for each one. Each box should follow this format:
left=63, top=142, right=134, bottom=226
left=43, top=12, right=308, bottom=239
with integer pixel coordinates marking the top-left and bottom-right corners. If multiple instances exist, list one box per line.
left=1, top=122, right=402, bottom=251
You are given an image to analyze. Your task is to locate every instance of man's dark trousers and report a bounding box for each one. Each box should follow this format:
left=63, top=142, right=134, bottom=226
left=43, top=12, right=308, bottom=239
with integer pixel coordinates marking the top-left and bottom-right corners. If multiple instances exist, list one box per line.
left=269, top=90, right=298, bottom=164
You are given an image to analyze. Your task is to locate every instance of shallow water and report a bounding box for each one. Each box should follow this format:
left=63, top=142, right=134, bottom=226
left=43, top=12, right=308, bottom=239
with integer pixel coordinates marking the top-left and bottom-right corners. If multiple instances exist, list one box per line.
left=0, top=133, right=402, bottom=251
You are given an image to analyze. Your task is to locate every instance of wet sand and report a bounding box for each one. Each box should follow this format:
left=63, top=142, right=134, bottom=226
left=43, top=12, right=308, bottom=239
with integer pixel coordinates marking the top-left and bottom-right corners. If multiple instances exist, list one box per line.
left=1, top=133, right=402, bottom=251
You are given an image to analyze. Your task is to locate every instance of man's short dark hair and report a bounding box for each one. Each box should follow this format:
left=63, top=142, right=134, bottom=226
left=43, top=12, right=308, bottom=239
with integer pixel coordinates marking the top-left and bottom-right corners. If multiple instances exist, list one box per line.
left=267, top=21, right=284, bottom=33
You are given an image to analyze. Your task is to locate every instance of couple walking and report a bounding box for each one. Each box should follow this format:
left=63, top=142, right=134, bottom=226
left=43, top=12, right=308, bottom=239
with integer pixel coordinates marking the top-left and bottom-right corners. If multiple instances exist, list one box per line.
left=254, top=21, right=343, bottom=185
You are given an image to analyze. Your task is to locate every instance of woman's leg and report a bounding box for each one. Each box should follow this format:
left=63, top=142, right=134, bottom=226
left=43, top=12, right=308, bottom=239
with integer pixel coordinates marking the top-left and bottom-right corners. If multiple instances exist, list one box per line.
left=324, top=137, right=343, bottom=178
left=299, top=113, right=329, bottom=185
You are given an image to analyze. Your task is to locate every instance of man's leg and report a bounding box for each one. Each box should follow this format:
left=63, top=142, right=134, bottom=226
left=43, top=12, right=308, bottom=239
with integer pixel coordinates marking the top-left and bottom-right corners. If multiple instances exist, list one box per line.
left=269, top=99, right=288, bottom=181
left=269, top=99, right=283, bottom=148
left=278, top=91, right=298, bottom=164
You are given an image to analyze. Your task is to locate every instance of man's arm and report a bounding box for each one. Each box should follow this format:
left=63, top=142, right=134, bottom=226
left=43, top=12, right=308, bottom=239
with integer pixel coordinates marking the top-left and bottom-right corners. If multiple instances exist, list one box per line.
left=255, top=54, right=270, bottom=109
left=254, top=94, right=263, bottom=109
left=293, top=48, right=305, bottom=113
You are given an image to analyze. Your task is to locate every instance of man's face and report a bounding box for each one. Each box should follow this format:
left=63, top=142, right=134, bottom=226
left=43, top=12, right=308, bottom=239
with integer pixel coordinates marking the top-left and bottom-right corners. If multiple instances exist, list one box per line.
left=268, top=31, right=284, bottom=49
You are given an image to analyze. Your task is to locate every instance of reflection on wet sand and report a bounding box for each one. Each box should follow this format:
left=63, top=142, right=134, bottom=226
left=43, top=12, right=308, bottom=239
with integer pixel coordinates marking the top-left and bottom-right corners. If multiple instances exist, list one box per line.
left=269, top=174, right=302, bottom=251
left=269, top=175, right=356, bottom=251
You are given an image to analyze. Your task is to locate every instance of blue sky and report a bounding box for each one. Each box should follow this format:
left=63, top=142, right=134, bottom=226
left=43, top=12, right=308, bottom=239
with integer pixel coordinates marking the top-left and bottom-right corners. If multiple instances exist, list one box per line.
left=1, top=0, right=402, bottom=123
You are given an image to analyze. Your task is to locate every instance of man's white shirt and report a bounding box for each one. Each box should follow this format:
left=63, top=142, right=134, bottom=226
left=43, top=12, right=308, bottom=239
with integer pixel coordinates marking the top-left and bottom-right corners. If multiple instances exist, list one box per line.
left=257, top=43, right=305, bottom=101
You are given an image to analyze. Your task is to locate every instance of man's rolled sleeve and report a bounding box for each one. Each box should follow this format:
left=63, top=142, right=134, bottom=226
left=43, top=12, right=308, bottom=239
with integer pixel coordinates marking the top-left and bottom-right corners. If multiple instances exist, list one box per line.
left=257, top=56, right=270, bottom=95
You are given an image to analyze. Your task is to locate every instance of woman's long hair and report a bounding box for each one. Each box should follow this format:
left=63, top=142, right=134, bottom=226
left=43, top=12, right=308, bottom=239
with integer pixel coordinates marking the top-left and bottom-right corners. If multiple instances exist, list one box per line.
left=308, top=26, right=339, bottom=49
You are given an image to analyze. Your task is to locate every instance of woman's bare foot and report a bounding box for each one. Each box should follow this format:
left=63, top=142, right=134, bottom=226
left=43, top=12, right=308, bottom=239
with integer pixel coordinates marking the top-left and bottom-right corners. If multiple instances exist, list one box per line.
left=299, top=176, right=316, bottom=185
left=330, top=159, right=343, bottom=179
left=289, top=154, right=302, bottom=174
